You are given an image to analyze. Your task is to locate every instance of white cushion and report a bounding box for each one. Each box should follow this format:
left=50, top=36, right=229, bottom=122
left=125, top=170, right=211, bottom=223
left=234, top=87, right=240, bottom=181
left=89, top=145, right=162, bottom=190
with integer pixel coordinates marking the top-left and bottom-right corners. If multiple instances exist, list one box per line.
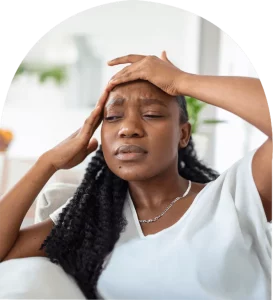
left=0, top=257, right=85, bottom=299
left=34, top=182, right=78, bottom=224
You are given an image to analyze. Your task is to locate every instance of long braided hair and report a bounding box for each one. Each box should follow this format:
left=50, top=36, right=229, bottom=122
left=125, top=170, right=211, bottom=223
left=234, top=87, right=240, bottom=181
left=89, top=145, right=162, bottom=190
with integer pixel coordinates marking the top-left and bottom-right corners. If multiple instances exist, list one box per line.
left=40, top=93, right=219, bottom=299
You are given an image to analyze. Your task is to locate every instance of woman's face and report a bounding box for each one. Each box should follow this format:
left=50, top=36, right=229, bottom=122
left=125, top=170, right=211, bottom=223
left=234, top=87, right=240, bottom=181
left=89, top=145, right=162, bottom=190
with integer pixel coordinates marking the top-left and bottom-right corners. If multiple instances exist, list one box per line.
left=101, top=81, right=190, bottom=181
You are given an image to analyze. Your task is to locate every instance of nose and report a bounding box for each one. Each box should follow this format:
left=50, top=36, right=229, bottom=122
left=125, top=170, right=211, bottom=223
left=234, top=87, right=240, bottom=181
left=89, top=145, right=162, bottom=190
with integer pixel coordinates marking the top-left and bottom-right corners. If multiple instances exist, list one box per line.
left=118, top=117, right=145, bottom=138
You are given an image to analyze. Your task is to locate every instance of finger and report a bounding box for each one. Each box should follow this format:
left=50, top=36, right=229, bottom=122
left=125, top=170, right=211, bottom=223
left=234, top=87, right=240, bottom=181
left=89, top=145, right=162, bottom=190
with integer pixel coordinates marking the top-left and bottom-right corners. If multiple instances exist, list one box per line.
left=107, top=54, right=146, bottom=66
left=110, top=65, right=131, bottom=81
left=106, top=64, right=144, bottom=92
left=70, top=128, right=81, bottom=138
left=160, top=50, right=173, bottom=65
left=78, top=106, right=102, bottom=138
left=106, top=70, right=145, bottom=92
left=65, top=128, right=81, bottom=141
left=95, top=89, right=109, bottom=109
left=160, top=50, right=167, bottom=60
left=106, top=72, right=140, bottom=92
left=87, top=138, right=98, bottom=154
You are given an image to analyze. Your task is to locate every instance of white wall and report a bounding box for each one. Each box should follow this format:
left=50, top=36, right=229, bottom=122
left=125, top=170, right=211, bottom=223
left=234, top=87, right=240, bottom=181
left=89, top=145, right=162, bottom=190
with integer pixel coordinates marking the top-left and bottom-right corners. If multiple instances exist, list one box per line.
left=1, top=2, right=267, bottom=213
left=214, top=31, right=267, bottom=172
left=1, top=2, right=202, bottom=197
left=196, top=19, right=221, bottom=168
left=2, top=3, right=267, bottom=179
left=24, top=1, right=201, bottom=91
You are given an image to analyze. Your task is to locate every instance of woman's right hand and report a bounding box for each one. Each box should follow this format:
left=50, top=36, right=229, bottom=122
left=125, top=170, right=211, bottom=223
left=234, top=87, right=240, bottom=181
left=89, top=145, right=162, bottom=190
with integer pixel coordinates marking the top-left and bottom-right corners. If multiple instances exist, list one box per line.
left=42, top=91, right=108, bottom=171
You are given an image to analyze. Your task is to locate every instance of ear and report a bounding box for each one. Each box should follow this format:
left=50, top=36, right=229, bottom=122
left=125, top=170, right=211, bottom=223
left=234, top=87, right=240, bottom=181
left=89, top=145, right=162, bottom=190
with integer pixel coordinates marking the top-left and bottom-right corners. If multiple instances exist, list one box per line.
left=179, top=122, right=191, bottom=148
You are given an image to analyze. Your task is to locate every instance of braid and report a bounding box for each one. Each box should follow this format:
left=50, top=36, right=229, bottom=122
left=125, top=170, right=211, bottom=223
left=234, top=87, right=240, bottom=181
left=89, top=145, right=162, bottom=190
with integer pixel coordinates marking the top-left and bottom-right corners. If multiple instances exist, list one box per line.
left=40, top=147, right=128, bottom=298
left=40, top=93, right=219, bottom=299
left=178, top=137, right=219, bottom=183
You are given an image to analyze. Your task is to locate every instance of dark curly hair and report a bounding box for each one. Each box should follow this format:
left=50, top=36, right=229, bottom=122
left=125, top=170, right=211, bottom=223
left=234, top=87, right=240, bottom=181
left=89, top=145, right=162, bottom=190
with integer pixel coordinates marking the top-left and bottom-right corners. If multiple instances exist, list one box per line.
left=40, top=93, right=219, bottom=299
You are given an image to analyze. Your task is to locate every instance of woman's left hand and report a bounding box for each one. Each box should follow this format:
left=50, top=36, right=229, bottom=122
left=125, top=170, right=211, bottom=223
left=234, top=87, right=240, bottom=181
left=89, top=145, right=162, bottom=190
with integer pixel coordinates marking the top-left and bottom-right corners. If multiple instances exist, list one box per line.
left=106, top=51, right=188, bottom=96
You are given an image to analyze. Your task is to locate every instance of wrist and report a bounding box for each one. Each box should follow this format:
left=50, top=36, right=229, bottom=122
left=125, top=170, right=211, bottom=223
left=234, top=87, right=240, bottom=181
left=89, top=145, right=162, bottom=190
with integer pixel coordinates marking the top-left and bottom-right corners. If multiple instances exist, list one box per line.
left=37, top=153, right=57, bottom=177
left=176, top=72, right=196, bottom=96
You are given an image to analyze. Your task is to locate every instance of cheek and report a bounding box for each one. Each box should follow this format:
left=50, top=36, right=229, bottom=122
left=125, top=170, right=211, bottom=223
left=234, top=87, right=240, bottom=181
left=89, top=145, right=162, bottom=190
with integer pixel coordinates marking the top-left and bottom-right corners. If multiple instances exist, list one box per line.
left=153, top=124, right=180, bottom=149
left=101, top=124, right=111, bottom=143
left=101, top=125, right=113, bottom=157
left=101, top=124, right=119, bottom=173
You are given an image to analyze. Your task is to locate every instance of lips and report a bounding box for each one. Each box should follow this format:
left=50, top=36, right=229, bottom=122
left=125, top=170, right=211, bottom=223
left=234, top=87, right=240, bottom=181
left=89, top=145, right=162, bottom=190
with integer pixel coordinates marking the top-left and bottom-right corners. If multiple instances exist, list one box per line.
left=115, top=144, right=147, bottom=155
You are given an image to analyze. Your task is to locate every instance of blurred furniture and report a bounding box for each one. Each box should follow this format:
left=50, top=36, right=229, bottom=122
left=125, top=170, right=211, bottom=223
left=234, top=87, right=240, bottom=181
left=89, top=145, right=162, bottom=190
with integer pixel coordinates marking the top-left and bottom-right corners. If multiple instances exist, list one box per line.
left=0, top=155, right=85, bottom=228
left=34, top=182, right=77, bottom=224
left=0, top=129, right=14, bottom=195
left=0, top=256, right=85, bottom=299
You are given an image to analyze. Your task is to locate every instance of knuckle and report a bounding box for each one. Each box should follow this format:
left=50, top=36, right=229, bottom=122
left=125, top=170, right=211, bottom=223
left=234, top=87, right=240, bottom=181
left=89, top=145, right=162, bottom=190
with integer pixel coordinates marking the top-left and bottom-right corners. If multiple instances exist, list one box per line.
left=75, top=135, right=84, bottom=143
left=144, top=56, right=153, bottom=67
left=124, top=65, right=130, bottom=72
left=147, top=55, right=155, bottom=60
left=78, top=138, right=87, bottom=147
left=84, top=118, right=91, bottom=125
left=145, top=56, right=153, bottom=65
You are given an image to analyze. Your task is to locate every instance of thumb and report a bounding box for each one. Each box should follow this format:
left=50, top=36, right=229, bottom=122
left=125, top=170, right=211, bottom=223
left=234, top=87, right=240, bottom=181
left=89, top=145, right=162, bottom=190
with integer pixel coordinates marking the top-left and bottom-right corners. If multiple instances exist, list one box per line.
left=87, top=138, right=99, bottom=154
left=161, top=50, right=173, bottom=64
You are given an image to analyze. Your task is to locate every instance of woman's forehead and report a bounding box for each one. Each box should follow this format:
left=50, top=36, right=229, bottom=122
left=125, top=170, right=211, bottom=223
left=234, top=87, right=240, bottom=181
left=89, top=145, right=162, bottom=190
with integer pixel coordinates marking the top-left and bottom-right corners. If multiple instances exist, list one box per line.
left=107, top=81, right=173, bottom=104
left=111, top=80, right=164, bottom=93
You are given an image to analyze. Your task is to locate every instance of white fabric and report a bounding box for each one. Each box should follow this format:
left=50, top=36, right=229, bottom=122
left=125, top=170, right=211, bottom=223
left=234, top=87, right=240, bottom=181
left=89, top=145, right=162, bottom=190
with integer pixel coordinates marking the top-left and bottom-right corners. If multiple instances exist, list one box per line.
left=34, top=182, right=78, bottom=224
left=0, top=257, right=85, bottom=299
left=50, top=149, right=272, bottom=300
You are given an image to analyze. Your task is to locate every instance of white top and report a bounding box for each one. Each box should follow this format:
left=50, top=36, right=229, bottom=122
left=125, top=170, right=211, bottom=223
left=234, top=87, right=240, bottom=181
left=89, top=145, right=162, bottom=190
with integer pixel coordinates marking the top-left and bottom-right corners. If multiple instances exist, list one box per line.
left=50, top=149, right=272, bottom=300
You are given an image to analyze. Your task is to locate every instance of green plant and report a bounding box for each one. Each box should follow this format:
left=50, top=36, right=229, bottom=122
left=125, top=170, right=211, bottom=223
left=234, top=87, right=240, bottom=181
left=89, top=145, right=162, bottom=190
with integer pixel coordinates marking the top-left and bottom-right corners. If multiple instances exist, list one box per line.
left=13, top=63, right=67, bottom=85
left=185, top=96, right=226, bottom=134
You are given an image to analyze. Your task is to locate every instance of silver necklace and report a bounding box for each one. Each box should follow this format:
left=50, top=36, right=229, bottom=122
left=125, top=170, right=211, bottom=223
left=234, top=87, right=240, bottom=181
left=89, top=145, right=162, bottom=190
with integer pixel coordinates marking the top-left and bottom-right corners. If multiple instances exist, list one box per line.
left=138, top=180, right=192, bottom=223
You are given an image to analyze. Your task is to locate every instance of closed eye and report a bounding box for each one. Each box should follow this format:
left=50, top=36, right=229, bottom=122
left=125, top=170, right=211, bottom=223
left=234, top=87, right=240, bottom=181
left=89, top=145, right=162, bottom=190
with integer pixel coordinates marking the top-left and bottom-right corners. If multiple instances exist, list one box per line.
left=104, top=115, right=163, bottom=122
left=143, top=115, right=163, bottom=118
left=104, top=116, right=121, bottom=121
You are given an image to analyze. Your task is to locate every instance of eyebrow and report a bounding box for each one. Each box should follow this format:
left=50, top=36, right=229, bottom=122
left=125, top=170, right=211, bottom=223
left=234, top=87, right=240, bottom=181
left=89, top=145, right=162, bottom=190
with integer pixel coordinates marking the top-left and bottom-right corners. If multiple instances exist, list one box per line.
left=105, top=97, right=168, bottom=108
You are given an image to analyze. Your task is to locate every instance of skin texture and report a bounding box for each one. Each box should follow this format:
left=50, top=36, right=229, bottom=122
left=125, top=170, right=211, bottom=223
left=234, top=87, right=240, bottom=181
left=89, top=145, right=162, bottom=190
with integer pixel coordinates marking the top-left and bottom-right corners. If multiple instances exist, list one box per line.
left=101, top=81, right=204, bottom=231
left=106, top=52, right=272, bottom=221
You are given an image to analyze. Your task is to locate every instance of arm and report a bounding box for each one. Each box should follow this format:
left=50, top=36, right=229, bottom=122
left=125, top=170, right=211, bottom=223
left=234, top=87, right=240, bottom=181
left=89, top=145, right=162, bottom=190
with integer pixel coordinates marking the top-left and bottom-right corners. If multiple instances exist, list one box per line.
left=181, top=74, right=272, bottom=221
left=181, top=75, right=271, bottom=139
left=0, top=157, right=55, bottom=260
left=2, top=218, right=55, bottom=261
left=106, top=53, right=272, bottom=221
left=0, top=93, right=107, bottom=261
left=108, top=54, right=271, bottom=137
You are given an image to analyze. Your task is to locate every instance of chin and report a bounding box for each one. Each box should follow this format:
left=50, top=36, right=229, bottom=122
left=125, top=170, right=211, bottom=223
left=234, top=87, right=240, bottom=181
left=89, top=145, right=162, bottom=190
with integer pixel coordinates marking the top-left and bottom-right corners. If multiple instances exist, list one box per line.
left=112, top=165, right=154, bottom=182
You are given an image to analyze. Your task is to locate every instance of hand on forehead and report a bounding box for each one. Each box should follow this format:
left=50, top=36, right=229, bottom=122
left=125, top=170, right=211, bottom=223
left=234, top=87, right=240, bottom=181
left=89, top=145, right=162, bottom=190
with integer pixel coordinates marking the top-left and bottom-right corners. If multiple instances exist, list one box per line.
left=104, top=80, right=174, bottom=108
left=100, top=50, right=180, bottom=112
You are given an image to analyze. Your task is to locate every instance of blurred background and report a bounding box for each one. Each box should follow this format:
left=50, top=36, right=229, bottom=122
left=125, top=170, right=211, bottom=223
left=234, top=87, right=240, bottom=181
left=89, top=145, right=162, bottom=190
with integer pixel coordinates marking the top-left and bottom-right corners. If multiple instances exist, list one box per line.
left=0, top=1, right=267, bottom=227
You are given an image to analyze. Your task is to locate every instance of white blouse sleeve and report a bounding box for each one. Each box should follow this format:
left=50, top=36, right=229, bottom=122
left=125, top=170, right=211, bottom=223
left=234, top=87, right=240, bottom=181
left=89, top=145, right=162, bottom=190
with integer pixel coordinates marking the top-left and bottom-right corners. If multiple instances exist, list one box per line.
left=226, top=148, right=272, bottom=241
left=49, top=197, right=73, bottom=225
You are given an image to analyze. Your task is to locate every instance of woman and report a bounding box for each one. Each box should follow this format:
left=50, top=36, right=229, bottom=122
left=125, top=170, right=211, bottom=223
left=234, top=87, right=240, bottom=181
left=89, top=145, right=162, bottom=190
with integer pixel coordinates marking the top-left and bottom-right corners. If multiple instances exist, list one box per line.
left=0, top=52, right=271, bottom=299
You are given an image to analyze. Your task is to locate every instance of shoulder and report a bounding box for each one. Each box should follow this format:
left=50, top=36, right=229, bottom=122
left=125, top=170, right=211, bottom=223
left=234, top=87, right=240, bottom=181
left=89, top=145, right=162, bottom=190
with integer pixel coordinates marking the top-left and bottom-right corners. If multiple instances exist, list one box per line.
left=193, top=150, right=271, bottom=227
left=191, top=182, right=208, bottom=194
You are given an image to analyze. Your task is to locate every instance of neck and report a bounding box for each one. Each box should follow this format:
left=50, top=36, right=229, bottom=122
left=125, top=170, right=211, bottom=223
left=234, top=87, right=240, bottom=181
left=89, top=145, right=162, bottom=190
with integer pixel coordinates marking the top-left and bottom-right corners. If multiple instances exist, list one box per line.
left=128, top=164, right=190, bottom=210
